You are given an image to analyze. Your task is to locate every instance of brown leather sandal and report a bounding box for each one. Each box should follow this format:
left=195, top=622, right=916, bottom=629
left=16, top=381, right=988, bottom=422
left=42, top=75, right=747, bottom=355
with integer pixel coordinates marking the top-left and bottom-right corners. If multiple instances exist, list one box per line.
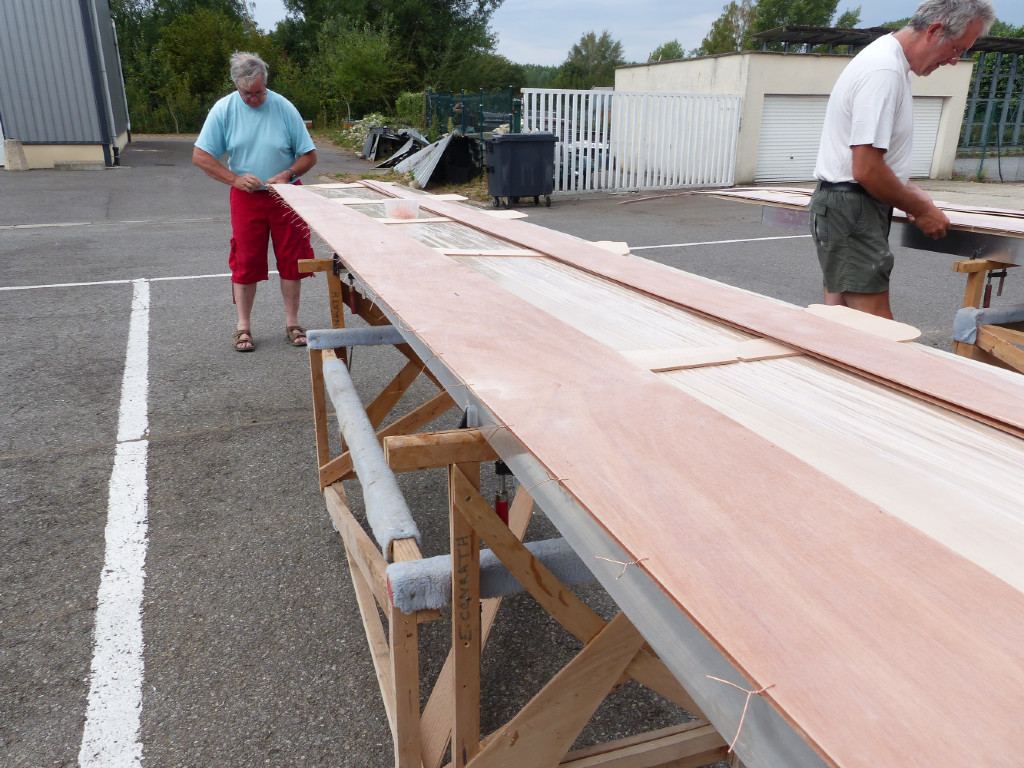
left=286, top=325, right=307, bottom=347
left=233, top=329, right=255, bottom=352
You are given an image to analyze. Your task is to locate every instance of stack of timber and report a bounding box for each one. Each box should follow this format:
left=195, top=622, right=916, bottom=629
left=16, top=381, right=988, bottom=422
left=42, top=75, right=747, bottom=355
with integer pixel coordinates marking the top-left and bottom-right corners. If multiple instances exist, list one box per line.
left=278, top=179, right=1024, bottom=768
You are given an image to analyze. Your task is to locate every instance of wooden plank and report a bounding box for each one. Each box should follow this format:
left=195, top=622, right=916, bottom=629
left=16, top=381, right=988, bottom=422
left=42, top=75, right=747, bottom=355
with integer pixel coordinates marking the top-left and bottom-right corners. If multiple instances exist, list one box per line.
left=451, top=466, right=605, bottom=642
left=378, top=186, right=1024, bottom=438
left=466, top=613, right=647, bottom=768
left=382, top=390, right=458, bottom=441
left=976, top=325, right=1024, bottom=372
left=390, top=604, right=422, bottom=768
left=561, top=723, right=727, bottom=768
left=616, top=304, right=916, bottom=371
left=452, top=467, right=704, bottom=717
left=384, top=428, right=499, bottom=473
left=710, top=187, right=1024, bottom=240
left=279, top=182, right=1024, bottom=768
left=327, top=271, right=346, bottom=331
left=620, top=647, right=704, bottom=718
left=298, top=257, right=334, bottom=273
left=451, top=462, right=482, bottom=768
left=622, top=339, right=797, bottom=371
left=366, top=359, right=422, bottom=430
left=325, top=483, right=392, bottom=607
left=802, top=303, right=920, bottom=341
left=419, top=487, right=535, bottom=768
left=592, top=241, right=631, bottom=256
left=952, top=258, right=1015, bottom=274
left=344, top=540, right=396, bottom=732
left=309, top=348, right=331, bottom=469
left=440, top=249, right=542, bottom=257
left=383, top=216, right=451, bottom=225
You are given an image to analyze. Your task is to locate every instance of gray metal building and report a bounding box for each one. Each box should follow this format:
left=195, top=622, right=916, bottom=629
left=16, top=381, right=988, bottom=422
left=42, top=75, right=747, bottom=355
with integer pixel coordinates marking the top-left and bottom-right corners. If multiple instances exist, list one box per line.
left=0, top=0, right=129, bottom=170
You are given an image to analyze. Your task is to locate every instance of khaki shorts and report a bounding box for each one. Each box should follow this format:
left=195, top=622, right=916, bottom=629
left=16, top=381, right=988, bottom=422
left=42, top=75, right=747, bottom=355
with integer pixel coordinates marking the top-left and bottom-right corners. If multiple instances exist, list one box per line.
left=809, top=185, right=894, bottom=294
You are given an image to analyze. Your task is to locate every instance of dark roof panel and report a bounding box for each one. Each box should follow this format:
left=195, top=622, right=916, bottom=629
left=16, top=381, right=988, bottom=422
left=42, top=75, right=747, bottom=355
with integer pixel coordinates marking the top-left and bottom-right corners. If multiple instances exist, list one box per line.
left=753, top=25, right=1024, bottom=56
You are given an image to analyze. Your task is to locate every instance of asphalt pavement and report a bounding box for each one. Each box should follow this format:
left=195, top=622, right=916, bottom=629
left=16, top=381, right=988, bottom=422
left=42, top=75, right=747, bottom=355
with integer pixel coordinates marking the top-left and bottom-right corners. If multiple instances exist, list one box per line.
left=2, top=135, right=1022, bottom=768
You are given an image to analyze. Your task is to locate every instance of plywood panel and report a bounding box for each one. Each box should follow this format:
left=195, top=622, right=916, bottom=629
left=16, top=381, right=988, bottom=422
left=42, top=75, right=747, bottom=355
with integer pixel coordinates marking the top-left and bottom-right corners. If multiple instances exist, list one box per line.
left=275, top=182, right=1024, bottom=768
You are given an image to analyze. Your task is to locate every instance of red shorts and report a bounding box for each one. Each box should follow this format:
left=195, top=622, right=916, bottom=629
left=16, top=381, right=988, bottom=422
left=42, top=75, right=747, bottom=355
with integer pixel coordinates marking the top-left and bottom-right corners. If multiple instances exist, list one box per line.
left=228, top=185, right=314, bottom=283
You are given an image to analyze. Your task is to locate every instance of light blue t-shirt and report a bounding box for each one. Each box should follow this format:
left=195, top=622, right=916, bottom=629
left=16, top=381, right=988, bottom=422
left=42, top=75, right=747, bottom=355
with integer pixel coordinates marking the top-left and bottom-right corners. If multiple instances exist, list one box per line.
left=195, top=90, right=315, bottom=187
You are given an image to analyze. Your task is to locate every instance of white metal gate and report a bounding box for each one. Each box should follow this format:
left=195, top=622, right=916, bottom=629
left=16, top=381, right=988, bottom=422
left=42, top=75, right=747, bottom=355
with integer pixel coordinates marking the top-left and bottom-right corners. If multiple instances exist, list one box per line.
left=522, top=89, right=742, bottom=194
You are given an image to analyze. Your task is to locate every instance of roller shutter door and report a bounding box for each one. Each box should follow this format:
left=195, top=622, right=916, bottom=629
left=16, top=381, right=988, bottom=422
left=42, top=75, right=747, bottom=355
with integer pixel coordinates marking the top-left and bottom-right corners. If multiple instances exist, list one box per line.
left=755, top=95, right=944, bottom=183
left=910, top=97, right=942, bottom=178
left=756, top=96, right=827, bottom=183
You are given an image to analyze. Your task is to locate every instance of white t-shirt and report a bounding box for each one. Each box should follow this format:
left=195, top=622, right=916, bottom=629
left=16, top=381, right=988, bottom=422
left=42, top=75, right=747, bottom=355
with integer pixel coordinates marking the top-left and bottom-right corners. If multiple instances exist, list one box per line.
left=814, top=34, right=914, bottom=184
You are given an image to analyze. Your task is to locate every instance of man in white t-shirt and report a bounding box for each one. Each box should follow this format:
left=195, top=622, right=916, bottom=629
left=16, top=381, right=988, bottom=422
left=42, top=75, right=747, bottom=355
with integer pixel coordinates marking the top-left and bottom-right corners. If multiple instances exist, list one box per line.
left=193, top=52, right=318, bottom=352
left=810, top=0, right=994, bottom=319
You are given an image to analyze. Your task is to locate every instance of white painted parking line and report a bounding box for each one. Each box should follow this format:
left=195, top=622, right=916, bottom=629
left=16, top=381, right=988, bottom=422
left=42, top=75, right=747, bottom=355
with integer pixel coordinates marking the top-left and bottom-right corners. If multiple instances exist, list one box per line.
left=0, top=273, right=233, bottom=292
left=78, top=279, right=150, bottom=768
left=631, top=234, right=810, bottom=250
left=0, top=217, right=221, bottom=231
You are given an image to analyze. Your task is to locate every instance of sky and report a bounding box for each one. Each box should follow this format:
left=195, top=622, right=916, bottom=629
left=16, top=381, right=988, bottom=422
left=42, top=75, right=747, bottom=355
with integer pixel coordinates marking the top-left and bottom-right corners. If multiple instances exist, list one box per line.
left=249, top=0, right=1024, bottom=66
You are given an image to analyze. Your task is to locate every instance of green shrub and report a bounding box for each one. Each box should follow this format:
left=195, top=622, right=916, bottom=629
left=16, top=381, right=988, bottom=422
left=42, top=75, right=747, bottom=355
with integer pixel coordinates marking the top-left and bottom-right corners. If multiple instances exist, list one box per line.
left=395, top=91, right=426, bottom=131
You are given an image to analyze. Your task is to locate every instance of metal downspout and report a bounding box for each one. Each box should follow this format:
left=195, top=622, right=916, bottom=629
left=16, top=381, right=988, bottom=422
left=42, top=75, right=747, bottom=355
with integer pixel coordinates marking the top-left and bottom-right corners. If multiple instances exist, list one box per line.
left=81, top=0, right=119, bottom=166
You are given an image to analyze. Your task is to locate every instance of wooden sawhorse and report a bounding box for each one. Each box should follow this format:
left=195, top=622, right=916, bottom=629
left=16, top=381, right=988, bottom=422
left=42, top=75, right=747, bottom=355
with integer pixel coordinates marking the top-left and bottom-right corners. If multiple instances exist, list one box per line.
left=299, top=255, right=731, bottom=768
left=952, top=257, right=1024, bottom=372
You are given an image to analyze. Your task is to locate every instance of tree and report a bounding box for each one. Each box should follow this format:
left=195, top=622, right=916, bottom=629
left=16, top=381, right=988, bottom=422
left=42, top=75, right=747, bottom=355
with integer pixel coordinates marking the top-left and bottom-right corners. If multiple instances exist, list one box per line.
left=694, top=0, right=861, bottom=55
left=990, top=20, right=1024, bottom=37
left=111, top=0, right=261, bottom=131
left=835, top=7, right=861, bottom=27
left=554, top=30, right=625, bottom=89
left=279, top=0, right=504, bottom=83
left=695, top=0, right=755, bottom=55
left=648, top=40, right=685, bottom=62
left=748, top=0, right=861, bottom=48
left=522, top=64, right=559, bottom=88
left=160, top=7, right=274, bottom=130
left=432, top=51, right=527, bottom=92
left=314, top=15, right=414, bottom=120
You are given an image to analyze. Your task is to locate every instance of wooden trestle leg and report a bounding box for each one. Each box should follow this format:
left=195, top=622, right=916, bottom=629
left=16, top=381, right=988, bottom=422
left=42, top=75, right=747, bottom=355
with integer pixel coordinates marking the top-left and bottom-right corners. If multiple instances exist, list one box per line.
left=952, top=258, right=1024, bottom=371
left=306, top=254, right=727, bottom=768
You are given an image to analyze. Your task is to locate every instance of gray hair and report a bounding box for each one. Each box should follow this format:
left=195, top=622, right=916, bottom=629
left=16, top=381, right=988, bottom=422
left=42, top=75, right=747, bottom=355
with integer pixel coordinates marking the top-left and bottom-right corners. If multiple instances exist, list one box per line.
left=230, top=51, right=268, bottom=88
left=907, top=0, right=996, bottom=38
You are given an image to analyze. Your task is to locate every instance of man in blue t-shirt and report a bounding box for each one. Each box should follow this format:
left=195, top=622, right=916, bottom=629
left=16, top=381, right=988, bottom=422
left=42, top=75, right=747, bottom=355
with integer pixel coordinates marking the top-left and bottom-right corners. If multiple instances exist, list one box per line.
left=193, top=51, right=317, bottom=352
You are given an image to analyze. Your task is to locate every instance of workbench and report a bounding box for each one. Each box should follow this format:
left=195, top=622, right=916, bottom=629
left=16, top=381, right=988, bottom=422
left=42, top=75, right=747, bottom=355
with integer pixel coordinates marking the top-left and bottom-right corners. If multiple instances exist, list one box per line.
left=278, top=179, right=1024, bottom=768
left=711, top=185, right=1024, bottom=372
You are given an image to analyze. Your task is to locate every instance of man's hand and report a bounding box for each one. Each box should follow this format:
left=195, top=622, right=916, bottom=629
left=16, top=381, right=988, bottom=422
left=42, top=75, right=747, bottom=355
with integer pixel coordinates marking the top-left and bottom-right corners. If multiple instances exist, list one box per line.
left=904, top=183, right=949, bottom=239
left=233, top=173, right=264, bottom=193
left=906, top=205, right=950, bottom=239
left=193, top=147, right=263, bottom=192
left=852, top=146, right=949, bottom=239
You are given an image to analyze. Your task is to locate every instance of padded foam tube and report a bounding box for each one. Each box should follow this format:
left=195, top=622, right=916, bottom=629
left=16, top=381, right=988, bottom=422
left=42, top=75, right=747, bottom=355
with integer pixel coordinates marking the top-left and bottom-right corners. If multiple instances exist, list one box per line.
left=322, top=356, right=420, bottom=557
left=386, top=537, right=594, bottom=613
left=307, top=325, right=405, bottom=349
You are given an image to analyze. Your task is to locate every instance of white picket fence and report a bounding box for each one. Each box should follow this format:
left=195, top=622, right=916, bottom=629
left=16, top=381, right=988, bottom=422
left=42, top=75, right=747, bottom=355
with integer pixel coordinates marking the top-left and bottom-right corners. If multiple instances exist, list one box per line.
left=522, top=89, right=742, bottom=194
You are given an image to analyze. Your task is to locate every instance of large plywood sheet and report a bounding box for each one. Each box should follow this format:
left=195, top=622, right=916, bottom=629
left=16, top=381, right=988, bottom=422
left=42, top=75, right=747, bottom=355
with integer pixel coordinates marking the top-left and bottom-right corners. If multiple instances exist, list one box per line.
left=277, top=182, right=1024, bottom=768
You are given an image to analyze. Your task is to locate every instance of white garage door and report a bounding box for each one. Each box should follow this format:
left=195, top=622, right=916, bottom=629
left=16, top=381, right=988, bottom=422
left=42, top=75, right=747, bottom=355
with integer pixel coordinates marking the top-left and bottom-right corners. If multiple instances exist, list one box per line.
left=755, top=95, right=944, bottom=183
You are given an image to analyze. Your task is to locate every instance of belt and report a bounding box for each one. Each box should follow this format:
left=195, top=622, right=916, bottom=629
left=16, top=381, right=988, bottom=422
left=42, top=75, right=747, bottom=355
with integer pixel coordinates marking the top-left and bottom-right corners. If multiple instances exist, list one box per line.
left=818, top=180, right=865, bottom=193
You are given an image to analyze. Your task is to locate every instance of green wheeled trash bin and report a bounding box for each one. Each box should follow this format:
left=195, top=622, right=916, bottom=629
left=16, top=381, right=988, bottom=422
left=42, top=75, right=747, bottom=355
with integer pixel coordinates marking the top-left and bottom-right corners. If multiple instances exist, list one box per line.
left=485, top=132, right=557, bottom=208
